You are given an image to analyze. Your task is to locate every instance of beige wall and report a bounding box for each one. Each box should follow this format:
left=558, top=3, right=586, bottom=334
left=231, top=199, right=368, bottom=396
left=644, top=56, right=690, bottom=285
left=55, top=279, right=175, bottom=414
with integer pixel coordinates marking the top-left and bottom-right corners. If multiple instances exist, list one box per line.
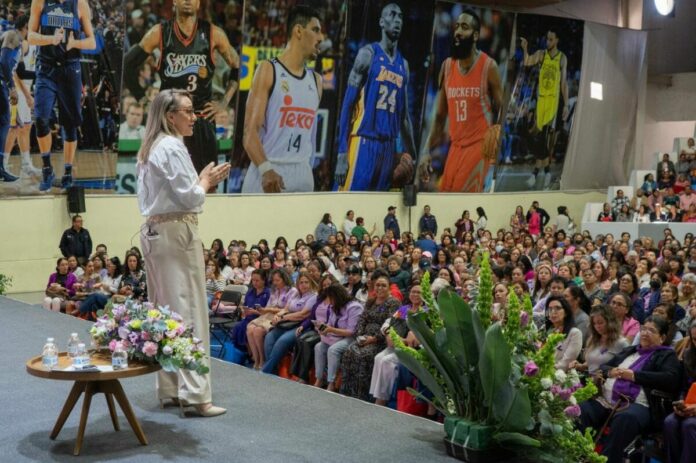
left=0, top=190, right=604, bottom=293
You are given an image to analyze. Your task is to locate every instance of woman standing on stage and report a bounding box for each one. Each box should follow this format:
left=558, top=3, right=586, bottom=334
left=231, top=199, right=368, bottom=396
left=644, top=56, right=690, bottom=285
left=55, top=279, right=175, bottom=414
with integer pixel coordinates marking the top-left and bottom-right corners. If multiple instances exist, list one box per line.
left=137, top=89, right=230, bottom=417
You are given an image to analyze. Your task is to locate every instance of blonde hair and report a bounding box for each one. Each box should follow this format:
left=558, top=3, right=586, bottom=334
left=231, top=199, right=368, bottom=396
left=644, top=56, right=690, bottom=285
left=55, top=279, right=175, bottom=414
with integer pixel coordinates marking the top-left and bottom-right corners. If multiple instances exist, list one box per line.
left=137, top=89, right=192, bottom=164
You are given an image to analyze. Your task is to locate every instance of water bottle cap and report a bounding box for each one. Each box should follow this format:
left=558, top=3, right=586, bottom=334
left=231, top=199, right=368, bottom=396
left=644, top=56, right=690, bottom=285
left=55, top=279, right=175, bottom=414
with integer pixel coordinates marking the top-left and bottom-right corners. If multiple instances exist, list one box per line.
left=47, top=337, right=55, bottom=342
left=71, top=332, right=78, bottom=337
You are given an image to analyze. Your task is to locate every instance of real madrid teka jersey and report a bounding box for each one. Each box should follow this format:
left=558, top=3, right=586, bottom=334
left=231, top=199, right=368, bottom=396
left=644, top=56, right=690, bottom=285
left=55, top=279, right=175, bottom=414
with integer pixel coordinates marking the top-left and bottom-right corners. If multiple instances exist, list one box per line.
left=260, top=58, right=319, bottom=164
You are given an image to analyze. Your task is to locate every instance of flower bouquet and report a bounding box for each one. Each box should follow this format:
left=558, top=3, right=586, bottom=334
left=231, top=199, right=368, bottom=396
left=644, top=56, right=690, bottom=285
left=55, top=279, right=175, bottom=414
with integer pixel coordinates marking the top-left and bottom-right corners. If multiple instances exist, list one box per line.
left=390, top=252, right=605, bottom=462
left=90, top=299, right=209, bottom=375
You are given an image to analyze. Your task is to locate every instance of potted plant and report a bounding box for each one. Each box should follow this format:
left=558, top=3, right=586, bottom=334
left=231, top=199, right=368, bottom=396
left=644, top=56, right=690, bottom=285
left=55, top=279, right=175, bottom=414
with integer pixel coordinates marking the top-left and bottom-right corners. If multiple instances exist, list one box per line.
left=390, top=253, right=604, bottom=463
left=0, top=273, right=12, bottom=295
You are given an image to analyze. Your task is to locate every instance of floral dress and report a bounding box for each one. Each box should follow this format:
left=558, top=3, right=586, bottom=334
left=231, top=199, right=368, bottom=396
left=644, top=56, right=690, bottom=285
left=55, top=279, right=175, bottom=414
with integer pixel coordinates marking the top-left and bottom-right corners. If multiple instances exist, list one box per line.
left=340, top=296, right=400, bottom=400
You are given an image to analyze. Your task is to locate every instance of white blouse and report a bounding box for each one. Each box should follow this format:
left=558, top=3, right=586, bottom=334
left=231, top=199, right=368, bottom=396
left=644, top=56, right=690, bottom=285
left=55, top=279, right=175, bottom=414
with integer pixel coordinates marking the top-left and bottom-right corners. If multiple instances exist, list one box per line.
left=137, top=135, right=205, bottom=216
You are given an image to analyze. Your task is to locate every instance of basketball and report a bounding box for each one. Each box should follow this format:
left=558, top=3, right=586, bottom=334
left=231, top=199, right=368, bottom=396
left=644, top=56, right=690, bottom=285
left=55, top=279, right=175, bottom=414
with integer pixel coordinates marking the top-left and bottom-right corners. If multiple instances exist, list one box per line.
left=481, top=124, right=502, bottom=161
left=392, top=152, right=414, bottom=187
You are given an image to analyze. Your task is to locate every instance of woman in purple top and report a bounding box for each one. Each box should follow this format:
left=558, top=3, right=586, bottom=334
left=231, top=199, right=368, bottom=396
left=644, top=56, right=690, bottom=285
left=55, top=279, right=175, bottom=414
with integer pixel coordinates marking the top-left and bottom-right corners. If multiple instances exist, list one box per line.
left=314, top=284, right=364, bottom=392
left=43, top=257, right=77, bottom=312
left=290, top=274, right=336, bottom=383
left=262, top=272, right=318, bottom=375
left=247, top=269, right=296, bottom=370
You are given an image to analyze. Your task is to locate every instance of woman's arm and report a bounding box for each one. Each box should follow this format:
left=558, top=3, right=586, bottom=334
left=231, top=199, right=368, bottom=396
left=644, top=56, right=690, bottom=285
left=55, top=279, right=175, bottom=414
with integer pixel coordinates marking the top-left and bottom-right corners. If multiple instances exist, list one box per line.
left=633, top=351, right=682, bottom=393
left=555, top=328, right=583, bottom=371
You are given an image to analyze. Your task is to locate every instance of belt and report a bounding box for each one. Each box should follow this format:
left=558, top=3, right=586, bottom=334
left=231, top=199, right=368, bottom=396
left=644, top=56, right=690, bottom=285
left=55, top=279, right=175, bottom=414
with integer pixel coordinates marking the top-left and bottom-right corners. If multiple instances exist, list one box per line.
left=146, top=212, right=198, bottom=226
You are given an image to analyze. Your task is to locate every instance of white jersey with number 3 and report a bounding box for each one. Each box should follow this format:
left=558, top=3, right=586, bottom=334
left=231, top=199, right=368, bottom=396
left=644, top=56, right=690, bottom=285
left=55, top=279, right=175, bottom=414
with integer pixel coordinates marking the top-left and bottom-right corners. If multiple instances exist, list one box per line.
left=261, top=58, right=320, bottom=164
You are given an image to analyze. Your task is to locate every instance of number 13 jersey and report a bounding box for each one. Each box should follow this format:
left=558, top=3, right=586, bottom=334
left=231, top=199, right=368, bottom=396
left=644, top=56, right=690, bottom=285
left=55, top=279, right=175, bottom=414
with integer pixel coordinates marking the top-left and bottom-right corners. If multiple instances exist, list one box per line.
left=443, top=52, right=493, bottom=147
left=350, top=43, right=406, bottom=141
left=157, top=19, right=215, bottom=111
left=261, top=59, right=319, bottom=163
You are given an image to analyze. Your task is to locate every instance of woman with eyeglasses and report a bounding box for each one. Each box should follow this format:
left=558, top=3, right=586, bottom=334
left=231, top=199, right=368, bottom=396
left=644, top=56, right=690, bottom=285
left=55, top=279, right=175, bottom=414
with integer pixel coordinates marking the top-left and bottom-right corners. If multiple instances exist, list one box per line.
left=137, top=89, right=230, bottom=417
left=608, top=292, right=640, bottom=345
left=545, top=296, right=582, bottom=371
left=577, top=316, right=680, bottom=463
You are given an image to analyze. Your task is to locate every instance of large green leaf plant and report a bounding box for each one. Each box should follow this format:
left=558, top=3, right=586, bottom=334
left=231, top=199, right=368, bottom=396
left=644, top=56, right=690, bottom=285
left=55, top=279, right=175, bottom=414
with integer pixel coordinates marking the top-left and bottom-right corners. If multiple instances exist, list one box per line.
left=390, top=252, right=605, bottom=462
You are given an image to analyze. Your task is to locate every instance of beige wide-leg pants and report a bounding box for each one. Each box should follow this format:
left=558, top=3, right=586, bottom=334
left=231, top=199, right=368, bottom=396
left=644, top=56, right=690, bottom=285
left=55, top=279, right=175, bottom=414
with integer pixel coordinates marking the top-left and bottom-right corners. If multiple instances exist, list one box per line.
left=141, top=220, right=212, bottom=404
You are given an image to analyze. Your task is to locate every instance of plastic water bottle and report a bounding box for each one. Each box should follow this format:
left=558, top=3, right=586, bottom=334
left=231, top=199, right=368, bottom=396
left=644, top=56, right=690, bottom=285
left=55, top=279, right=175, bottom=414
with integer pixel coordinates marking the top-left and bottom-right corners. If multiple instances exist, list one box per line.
left=112, top=343, right=128, bottom=370
left=73, top=343, right=90, bottom=369
left=42, top=338, right=58, bottom=369
left=67, top=333, right=80, bottom=360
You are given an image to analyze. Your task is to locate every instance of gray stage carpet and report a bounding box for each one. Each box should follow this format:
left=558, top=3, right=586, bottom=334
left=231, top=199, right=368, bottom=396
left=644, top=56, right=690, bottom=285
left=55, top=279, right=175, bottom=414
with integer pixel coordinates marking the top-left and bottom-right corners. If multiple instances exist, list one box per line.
left=0, top=296, right=450, bottom=462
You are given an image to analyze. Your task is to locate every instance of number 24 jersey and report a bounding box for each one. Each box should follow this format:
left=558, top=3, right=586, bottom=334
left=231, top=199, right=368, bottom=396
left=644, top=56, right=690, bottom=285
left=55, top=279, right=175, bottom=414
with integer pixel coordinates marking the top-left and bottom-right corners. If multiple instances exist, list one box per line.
left=350, top=43, right=407, bottom=141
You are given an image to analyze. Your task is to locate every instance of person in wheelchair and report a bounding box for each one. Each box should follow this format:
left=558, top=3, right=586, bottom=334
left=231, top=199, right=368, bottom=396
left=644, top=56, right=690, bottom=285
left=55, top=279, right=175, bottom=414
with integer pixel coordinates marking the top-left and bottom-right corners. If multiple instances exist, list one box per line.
left=577, top=316, right=681, bottom=463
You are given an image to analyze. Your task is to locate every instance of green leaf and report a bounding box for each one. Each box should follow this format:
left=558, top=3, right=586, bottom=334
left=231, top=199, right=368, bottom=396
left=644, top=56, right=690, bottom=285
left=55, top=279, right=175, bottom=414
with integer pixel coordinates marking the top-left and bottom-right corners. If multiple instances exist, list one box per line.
left=479, top=323, right=512, bottom=409
left=497, top=385, right=533, bottom=432
left=407, top=312, right=463, bottom=398
left=393, top=348, right=447, bottom=408
left=439, top=289, right=474, bottom=369
left=493, top=432, right=541, bottom=448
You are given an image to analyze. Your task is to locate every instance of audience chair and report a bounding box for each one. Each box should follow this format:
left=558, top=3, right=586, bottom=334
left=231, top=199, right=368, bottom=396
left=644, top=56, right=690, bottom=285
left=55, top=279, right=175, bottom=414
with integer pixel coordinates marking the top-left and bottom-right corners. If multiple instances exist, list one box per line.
left=209, top=289, right=243, bottom=359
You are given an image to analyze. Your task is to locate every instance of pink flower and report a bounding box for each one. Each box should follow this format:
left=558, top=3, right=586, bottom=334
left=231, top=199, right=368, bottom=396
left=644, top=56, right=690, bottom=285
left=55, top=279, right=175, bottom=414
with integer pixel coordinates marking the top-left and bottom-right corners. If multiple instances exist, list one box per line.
left=550, top=384, right=562, bottom=396
left=564, top=405, right=581, bottom=418
left=142, top=341, right=158, bottom=357
left=108, top=339, right=118, bottom=352
left=520, top=311, right=529, bottom=327
left=141, top=331, right=150, bottom=341
left=523, top=360, right=539, bottom=376
left=559, top=388, right=573, bottom=401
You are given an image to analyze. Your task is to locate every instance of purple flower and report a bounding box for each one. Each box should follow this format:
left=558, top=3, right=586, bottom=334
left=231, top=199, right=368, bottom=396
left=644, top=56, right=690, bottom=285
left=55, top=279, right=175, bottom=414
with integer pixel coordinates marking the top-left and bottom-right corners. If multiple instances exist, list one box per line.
left=520, top=311, right=529, bottom=327
left=558, top=388, right=573, bottom=401
left=523, top=360, right=539, bottom=376
left=142, top=341, right=158, bottom=357
left=550, top=384, right=562, bottom=396
left=564, top=405, right=581, bottom=418
left=128, top=332, right=140, bottom=345
left=118, top=326, right=130, bottom=340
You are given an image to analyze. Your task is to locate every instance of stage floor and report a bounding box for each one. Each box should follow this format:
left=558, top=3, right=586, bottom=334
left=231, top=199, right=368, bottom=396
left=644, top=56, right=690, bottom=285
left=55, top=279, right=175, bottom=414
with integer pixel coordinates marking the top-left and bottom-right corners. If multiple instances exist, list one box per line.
left=0, top=296, right=450, bottom=462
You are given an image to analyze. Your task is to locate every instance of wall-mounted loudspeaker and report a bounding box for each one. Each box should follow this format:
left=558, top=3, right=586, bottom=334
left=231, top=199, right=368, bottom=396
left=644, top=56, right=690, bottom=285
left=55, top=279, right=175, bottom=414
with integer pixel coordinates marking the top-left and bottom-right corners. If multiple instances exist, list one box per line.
left=403, top=184, right=417, bottom=207
left=67, top=186, right=86, bottom=214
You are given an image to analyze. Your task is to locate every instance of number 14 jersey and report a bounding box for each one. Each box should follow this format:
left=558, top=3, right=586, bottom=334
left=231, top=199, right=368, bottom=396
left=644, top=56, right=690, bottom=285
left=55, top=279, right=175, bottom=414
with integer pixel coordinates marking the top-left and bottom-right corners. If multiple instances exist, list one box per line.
left=261, top=59, right=319, bottom=164
left=157, top=19, right=215, bottom=111
left=350, top=43, right=407, bottom=141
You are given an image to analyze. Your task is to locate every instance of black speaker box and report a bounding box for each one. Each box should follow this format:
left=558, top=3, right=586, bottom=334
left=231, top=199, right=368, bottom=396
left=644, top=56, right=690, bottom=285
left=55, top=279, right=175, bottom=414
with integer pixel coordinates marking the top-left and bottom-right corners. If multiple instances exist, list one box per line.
left=67, top=186, right=86, bottom=214
left=403, top=184, right=417, bottom=207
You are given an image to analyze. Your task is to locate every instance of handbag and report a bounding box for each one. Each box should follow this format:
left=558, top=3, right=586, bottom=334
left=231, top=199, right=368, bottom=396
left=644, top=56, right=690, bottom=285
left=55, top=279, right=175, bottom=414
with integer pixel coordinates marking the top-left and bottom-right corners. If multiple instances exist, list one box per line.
left=276, top=319, right=301, bottom=330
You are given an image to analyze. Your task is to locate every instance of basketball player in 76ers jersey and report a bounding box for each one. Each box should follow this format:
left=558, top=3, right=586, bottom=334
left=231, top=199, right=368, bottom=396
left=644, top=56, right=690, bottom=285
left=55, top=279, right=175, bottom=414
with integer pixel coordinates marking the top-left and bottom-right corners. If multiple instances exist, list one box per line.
left=242, top=5, right=323, bottom=193
left=520, top=29, right=568, bottom=189
left=124, top=0, right=240, bottom=176
left=424, top=10, right=503, bottom=193
left=335, top=3, right=416, bottom=192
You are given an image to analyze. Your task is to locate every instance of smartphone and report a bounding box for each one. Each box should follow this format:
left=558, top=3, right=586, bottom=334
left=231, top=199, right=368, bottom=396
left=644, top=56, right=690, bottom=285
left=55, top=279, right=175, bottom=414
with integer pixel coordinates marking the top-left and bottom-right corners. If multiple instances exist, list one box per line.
left=673, top=400, right=686, bottom=411
left=319, top=323, right=327, bottom=331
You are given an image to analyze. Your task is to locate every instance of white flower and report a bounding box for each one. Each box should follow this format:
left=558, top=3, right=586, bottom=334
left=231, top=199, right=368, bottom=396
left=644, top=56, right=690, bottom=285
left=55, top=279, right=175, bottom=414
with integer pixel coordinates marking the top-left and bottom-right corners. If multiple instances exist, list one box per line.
left=554, top=370, right=567, bottom=383
left=569, top=395, right=577, bottom=405
left=568, top=369, right=581, bottom=385
left=541, top=377, right=553, bottom=389
left=162, top=345, right=173, bottom=355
